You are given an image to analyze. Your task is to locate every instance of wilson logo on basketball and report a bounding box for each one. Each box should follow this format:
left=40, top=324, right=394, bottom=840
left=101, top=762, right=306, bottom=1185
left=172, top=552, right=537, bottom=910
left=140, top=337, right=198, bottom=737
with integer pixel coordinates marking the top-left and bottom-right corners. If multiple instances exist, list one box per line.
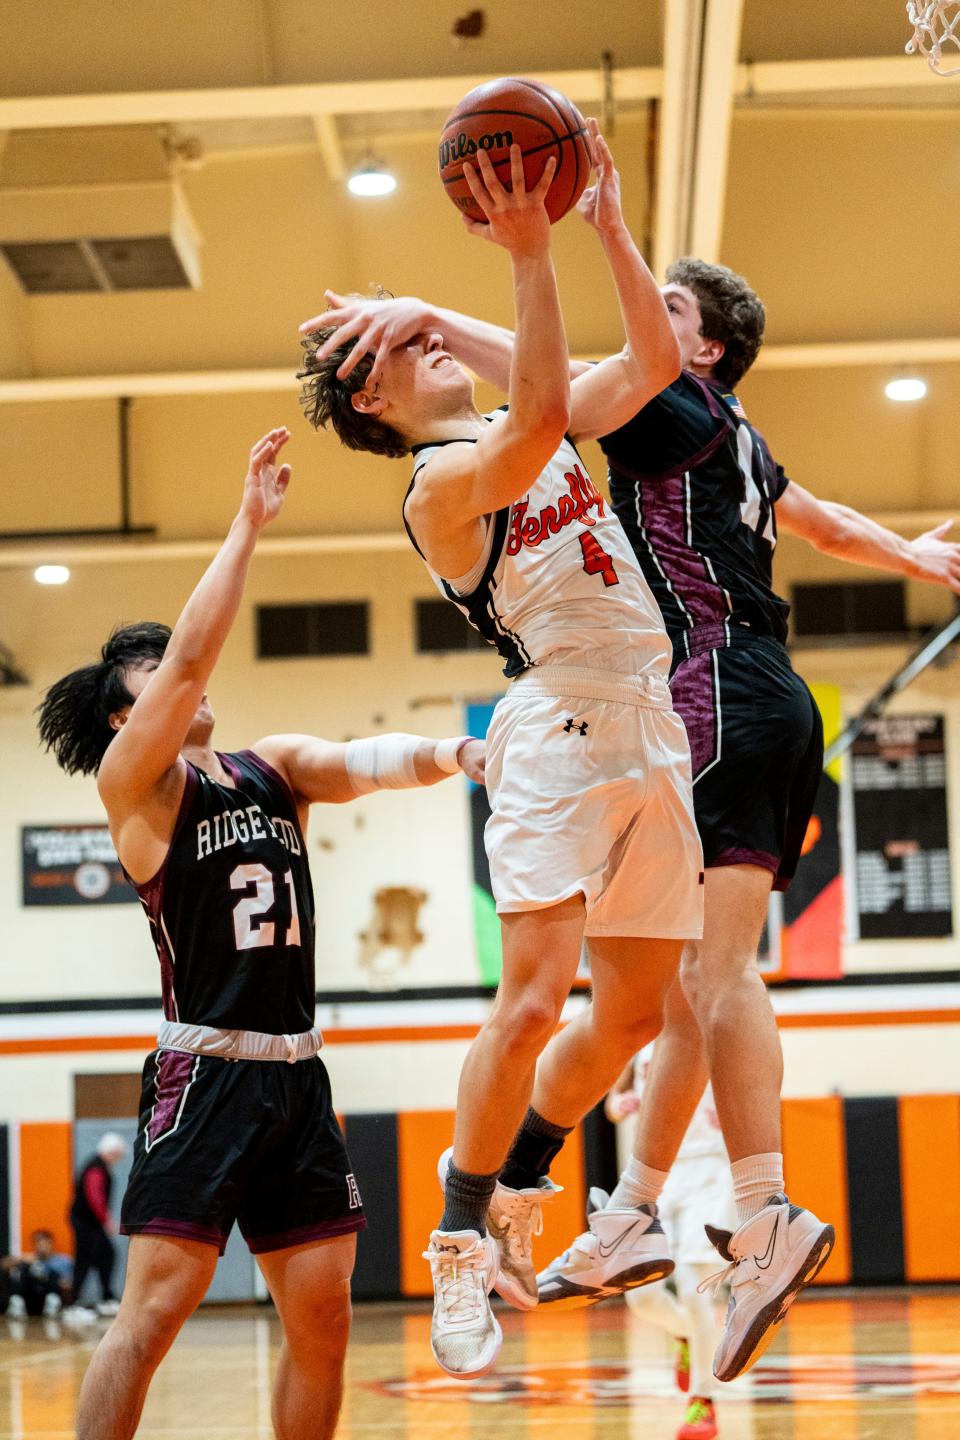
left=507, top=465, right=606, bottom=554
left=438, top=129, right=515, bottom=167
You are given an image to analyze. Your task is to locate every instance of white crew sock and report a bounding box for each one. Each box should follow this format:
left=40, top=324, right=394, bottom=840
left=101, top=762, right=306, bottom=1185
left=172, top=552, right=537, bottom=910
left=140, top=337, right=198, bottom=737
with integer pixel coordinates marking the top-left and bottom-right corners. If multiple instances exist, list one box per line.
left=730, top=1152, right=784, bottom=1226
left=608, top=1155, right=669, bottom=1209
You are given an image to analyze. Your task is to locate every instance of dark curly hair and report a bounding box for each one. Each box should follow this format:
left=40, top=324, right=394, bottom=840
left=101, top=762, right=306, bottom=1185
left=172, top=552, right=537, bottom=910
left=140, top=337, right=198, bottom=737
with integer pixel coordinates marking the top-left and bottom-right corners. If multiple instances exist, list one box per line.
left=297, top=292, right=410, bottom=459
left=666, top=258, right=765, bottom=388
left=37, top=621, right=172, bottom=776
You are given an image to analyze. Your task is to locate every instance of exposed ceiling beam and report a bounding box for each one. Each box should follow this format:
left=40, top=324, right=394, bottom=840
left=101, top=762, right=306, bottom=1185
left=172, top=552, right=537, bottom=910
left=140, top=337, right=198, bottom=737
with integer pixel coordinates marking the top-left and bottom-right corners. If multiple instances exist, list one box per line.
left=0, top=68, right=663, bottom=132
left=689, top=0, right=745, bottom=262
left=311, top=114, right=345, bottom=183
left=754, top=337, right=960, bottom=370
left=0, top=55, right=946, bottom=139
left=0, top=532, right=410, bottom=568
left=653, top=0, right=703, bottom=279
left=0, top=508, right=947, bottom=571
left=0, top=369, right=295, bottom=402
left=737, top=54, right=949, bottom=98
left=3, top=335, right=960, bottom=406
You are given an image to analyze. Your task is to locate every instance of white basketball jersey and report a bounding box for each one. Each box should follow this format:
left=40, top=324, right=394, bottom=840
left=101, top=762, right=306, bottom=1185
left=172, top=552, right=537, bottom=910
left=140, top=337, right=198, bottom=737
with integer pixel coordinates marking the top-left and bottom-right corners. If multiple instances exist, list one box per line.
left=632, top=1045, right=727, bottom=1162
left=405, top=418, right=671, bottom=679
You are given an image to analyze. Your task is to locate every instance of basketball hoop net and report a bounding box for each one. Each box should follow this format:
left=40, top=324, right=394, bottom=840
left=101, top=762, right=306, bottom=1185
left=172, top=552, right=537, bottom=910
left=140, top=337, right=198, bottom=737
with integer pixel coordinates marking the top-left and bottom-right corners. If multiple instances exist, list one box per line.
left=906, top=2, right=960, bottom=75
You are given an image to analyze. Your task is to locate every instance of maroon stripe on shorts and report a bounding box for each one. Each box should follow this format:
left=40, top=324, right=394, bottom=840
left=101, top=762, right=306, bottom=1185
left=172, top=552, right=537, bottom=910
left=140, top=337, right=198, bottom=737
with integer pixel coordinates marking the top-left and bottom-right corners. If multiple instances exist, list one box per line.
left=243, top=1214, right=367, bottom=1255
left=670, top=648, right=719, bottom=779
left=146, top=1050, right=197, bottom=1149
left=709, top=846, right=780, bottom=876
left=120, top=1217, right=229, bottom=1254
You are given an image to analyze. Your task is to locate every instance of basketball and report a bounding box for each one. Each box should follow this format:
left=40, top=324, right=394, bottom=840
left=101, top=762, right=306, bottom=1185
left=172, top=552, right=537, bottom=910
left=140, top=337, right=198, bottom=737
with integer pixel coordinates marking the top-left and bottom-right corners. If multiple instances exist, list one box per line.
left=438, top=77, right=591, bottom=224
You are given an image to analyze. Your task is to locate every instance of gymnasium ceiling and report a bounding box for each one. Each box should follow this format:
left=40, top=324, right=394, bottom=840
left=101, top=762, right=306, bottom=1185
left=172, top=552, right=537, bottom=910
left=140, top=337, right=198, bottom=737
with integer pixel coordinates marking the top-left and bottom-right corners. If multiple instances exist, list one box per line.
left=1, top=0, right=959, bottom=564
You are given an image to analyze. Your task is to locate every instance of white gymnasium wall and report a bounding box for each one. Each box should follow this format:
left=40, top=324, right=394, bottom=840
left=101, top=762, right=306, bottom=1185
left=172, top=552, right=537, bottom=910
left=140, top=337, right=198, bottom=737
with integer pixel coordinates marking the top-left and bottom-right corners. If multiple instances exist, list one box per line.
left=2, top=535, right=960, bottom=1007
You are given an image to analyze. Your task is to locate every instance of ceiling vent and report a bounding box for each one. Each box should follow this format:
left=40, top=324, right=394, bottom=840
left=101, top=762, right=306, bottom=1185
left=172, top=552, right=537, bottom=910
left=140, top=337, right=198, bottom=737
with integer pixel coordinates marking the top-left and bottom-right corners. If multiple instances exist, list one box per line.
left=3, top=235, right=194, bottom=294
left=0, top=129, right=202, bottom=294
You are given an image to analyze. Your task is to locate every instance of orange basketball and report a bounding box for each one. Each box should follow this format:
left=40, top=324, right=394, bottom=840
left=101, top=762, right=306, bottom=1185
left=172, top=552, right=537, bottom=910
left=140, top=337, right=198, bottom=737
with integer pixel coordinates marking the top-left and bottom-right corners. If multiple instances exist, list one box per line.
left=438, top=77, right=590, bottom=225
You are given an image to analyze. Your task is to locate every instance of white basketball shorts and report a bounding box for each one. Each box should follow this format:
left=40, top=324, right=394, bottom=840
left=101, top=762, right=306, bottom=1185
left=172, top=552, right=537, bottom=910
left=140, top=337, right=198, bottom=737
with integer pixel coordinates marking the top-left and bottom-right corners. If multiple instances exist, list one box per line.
left=483, top=665, right=703, bottom=939
left=659, top=1151, right=736, bottom=1265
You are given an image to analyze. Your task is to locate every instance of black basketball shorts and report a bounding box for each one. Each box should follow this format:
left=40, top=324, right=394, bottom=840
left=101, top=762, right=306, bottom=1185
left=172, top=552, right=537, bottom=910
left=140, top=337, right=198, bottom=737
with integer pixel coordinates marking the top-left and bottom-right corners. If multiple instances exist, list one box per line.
left=120, top=1050, right=365, bottom=1254
left=669, top=633, right=823, bottom=891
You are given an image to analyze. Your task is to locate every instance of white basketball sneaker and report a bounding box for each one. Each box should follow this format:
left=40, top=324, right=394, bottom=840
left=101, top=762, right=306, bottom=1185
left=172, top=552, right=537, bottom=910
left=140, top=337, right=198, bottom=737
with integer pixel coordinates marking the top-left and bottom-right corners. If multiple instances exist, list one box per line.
left=703, top=1194, right=835, bottom=1381
left=423, top=1230, right=502, bottom=1379
left=487, top=1175, right=562, bottom=1310
left=436, top=1145, right=561, bottom=1312
left=537, top=1187, right=674, bottom=1308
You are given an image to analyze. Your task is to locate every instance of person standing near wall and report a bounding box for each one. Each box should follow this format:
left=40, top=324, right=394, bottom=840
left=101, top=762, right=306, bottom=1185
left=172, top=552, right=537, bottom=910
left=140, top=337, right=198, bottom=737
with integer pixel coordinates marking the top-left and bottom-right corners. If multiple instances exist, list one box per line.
left=69, top=1133, right=128, bottom=1316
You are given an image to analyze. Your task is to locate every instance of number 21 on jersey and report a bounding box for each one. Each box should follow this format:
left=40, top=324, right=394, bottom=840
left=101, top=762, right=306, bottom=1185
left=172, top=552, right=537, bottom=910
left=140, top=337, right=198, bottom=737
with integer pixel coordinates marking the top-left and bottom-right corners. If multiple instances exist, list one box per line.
left=230, top=863, right=301, bottom=950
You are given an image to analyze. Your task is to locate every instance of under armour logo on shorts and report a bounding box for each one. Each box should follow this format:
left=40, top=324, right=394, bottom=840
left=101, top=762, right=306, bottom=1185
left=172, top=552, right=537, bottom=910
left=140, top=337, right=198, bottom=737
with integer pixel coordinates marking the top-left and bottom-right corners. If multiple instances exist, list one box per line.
left=346, top=1173, right=362, bottom=1209
left=563, top=718, right=588, bottom=736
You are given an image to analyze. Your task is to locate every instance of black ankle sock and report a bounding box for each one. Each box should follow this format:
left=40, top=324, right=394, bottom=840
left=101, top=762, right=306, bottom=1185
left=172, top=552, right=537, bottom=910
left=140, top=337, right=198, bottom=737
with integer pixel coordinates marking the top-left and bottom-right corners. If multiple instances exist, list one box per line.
left=499, top=1107, right=573, bottom=1191
left=439, top=1161, right=499, bottom=1237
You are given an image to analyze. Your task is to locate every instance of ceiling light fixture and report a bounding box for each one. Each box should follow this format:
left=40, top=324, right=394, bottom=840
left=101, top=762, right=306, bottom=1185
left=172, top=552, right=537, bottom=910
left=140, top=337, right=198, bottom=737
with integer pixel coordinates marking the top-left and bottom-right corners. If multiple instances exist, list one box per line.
left=347, top=154, right=397, bottom=197
left=885, top=375, right=928, bottom=402
left=34, top=564, right=70, bottom=585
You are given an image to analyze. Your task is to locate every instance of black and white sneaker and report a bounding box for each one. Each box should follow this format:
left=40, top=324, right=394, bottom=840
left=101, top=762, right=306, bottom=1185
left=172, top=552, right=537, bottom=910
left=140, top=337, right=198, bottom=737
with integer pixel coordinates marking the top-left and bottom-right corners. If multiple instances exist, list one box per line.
left=537, top=1187, right=674, bottom=1309
left=702, top=1193, right=835, bottom=1381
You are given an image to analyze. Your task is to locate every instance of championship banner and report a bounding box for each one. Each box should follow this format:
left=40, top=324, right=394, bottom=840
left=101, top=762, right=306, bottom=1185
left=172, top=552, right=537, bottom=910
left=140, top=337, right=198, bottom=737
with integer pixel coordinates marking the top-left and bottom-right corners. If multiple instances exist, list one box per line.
left=21, top=824, right=134, bottom=906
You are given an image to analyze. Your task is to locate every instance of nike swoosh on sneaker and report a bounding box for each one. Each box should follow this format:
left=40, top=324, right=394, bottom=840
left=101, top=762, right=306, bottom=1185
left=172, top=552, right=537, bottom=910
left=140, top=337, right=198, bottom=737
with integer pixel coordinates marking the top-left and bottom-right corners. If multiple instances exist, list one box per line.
left=753, top=1213, right=780, bottom=1271
left=596, top=1219, right=648, bottom=1260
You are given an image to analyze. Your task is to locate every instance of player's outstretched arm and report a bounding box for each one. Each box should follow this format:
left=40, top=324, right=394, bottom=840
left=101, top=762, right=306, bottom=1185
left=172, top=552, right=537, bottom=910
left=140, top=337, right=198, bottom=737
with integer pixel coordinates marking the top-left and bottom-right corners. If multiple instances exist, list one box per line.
left=253, top=733, right=485, bottom=805
left=98, top=430, right=291, bottom=808
left=408, top=146, right=570, bottom=546
left=777, top=482, right=960, bottom=593
left=567, top=122, right=681, bottom=442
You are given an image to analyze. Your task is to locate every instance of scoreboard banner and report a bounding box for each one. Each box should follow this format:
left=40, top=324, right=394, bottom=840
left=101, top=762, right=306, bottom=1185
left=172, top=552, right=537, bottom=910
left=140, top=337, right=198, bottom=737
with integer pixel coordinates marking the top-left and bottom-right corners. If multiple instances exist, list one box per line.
left=850, top=715, right=953, bottom=940
left=21, top=824, right=134, bottom=907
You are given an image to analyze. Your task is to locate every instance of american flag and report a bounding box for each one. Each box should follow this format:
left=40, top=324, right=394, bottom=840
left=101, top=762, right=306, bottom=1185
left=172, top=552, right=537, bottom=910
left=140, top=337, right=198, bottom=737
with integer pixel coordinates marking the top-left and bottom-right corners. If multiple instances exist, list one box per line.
left=724, top=392, right=747, bottom=420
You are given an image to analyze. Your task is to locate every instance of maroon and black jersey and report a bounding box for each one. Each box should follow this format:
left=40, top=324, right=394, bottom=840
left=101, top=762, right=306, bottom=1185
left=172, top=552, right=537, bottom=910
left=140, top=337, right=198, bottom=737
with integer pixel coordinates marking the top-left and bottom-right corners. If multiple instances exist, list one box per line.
left=601, top=372, right=791, bottom=663
left=129, top=750, right=315, bottom=1034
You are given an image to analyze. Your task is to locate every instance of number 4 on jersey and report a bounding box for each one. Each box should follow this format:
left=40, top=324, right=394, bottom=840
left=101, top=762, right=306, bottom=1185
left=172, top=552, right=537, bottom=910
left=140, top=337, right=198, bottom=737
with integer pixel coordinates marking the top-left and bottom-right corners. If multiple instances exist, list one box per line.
left=579, top=530, right=620, bottom=587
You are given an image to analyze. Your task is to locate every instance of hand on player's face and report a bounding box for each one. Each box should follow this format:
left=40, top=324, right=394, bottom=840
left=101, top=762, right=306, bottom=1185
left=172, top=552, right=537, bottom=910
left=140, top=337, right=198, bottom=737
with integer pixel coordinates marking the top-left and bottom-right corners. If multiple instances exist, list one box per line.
left=461, top=144, right=556, bottom=257
left=300, top=292, right=430, bottom=390
left=576, top=119, right=623, bottom=234
left=241, top=428, right=291, bottom=530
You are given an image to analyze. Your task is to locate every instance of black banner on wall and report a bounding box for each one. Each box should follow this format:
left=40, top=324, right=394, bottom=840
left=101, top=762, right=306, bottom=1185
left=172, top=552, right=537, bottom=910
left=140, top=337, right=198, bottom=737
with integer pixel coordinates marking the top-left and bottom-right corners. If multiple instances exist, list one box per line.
left=851, top=716, right=953, bottom=939
left=21, top=825, right=134, bottom=906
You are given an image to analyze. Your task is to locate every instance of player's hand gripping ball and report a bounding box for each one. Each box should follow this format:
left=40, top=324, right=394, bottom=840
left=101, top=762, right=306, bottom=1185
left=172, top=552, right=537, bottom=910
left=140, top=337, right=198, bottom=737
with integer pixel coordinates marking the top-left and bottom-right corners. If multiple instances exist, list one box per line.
left=439, top=77, right=591, bottom=224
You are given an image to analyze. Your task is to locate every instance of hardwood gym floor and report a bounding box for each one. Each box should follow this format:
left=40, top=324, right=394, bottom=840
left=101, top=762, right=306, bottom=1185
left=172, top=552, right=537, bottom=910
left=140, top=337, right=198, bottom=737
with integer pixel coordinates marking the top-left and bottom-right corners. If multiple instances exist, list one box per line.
left=2, top=1289, right=958, bottom=1438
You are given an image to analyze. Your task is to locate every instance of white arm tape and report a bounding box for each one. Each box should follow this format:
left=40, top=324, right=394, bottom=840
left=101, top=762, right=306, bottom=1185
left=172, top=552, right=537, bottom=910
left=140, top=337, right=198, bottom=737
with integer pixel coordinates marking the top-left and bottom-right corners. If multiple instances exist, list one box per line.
left=434, top=736, right=472, bottom=774
left=345, top=734, right=422, bottom=796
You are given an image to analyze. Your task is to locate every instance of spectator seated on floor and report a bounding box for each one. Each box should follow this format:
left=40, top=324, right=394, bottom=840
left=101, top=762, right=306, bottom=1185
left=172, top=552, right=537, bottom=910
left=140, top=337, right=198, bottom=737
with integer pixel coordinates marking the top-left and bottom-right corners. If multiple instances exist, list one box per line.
left=3, top=1229, right=73, bottom=1318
